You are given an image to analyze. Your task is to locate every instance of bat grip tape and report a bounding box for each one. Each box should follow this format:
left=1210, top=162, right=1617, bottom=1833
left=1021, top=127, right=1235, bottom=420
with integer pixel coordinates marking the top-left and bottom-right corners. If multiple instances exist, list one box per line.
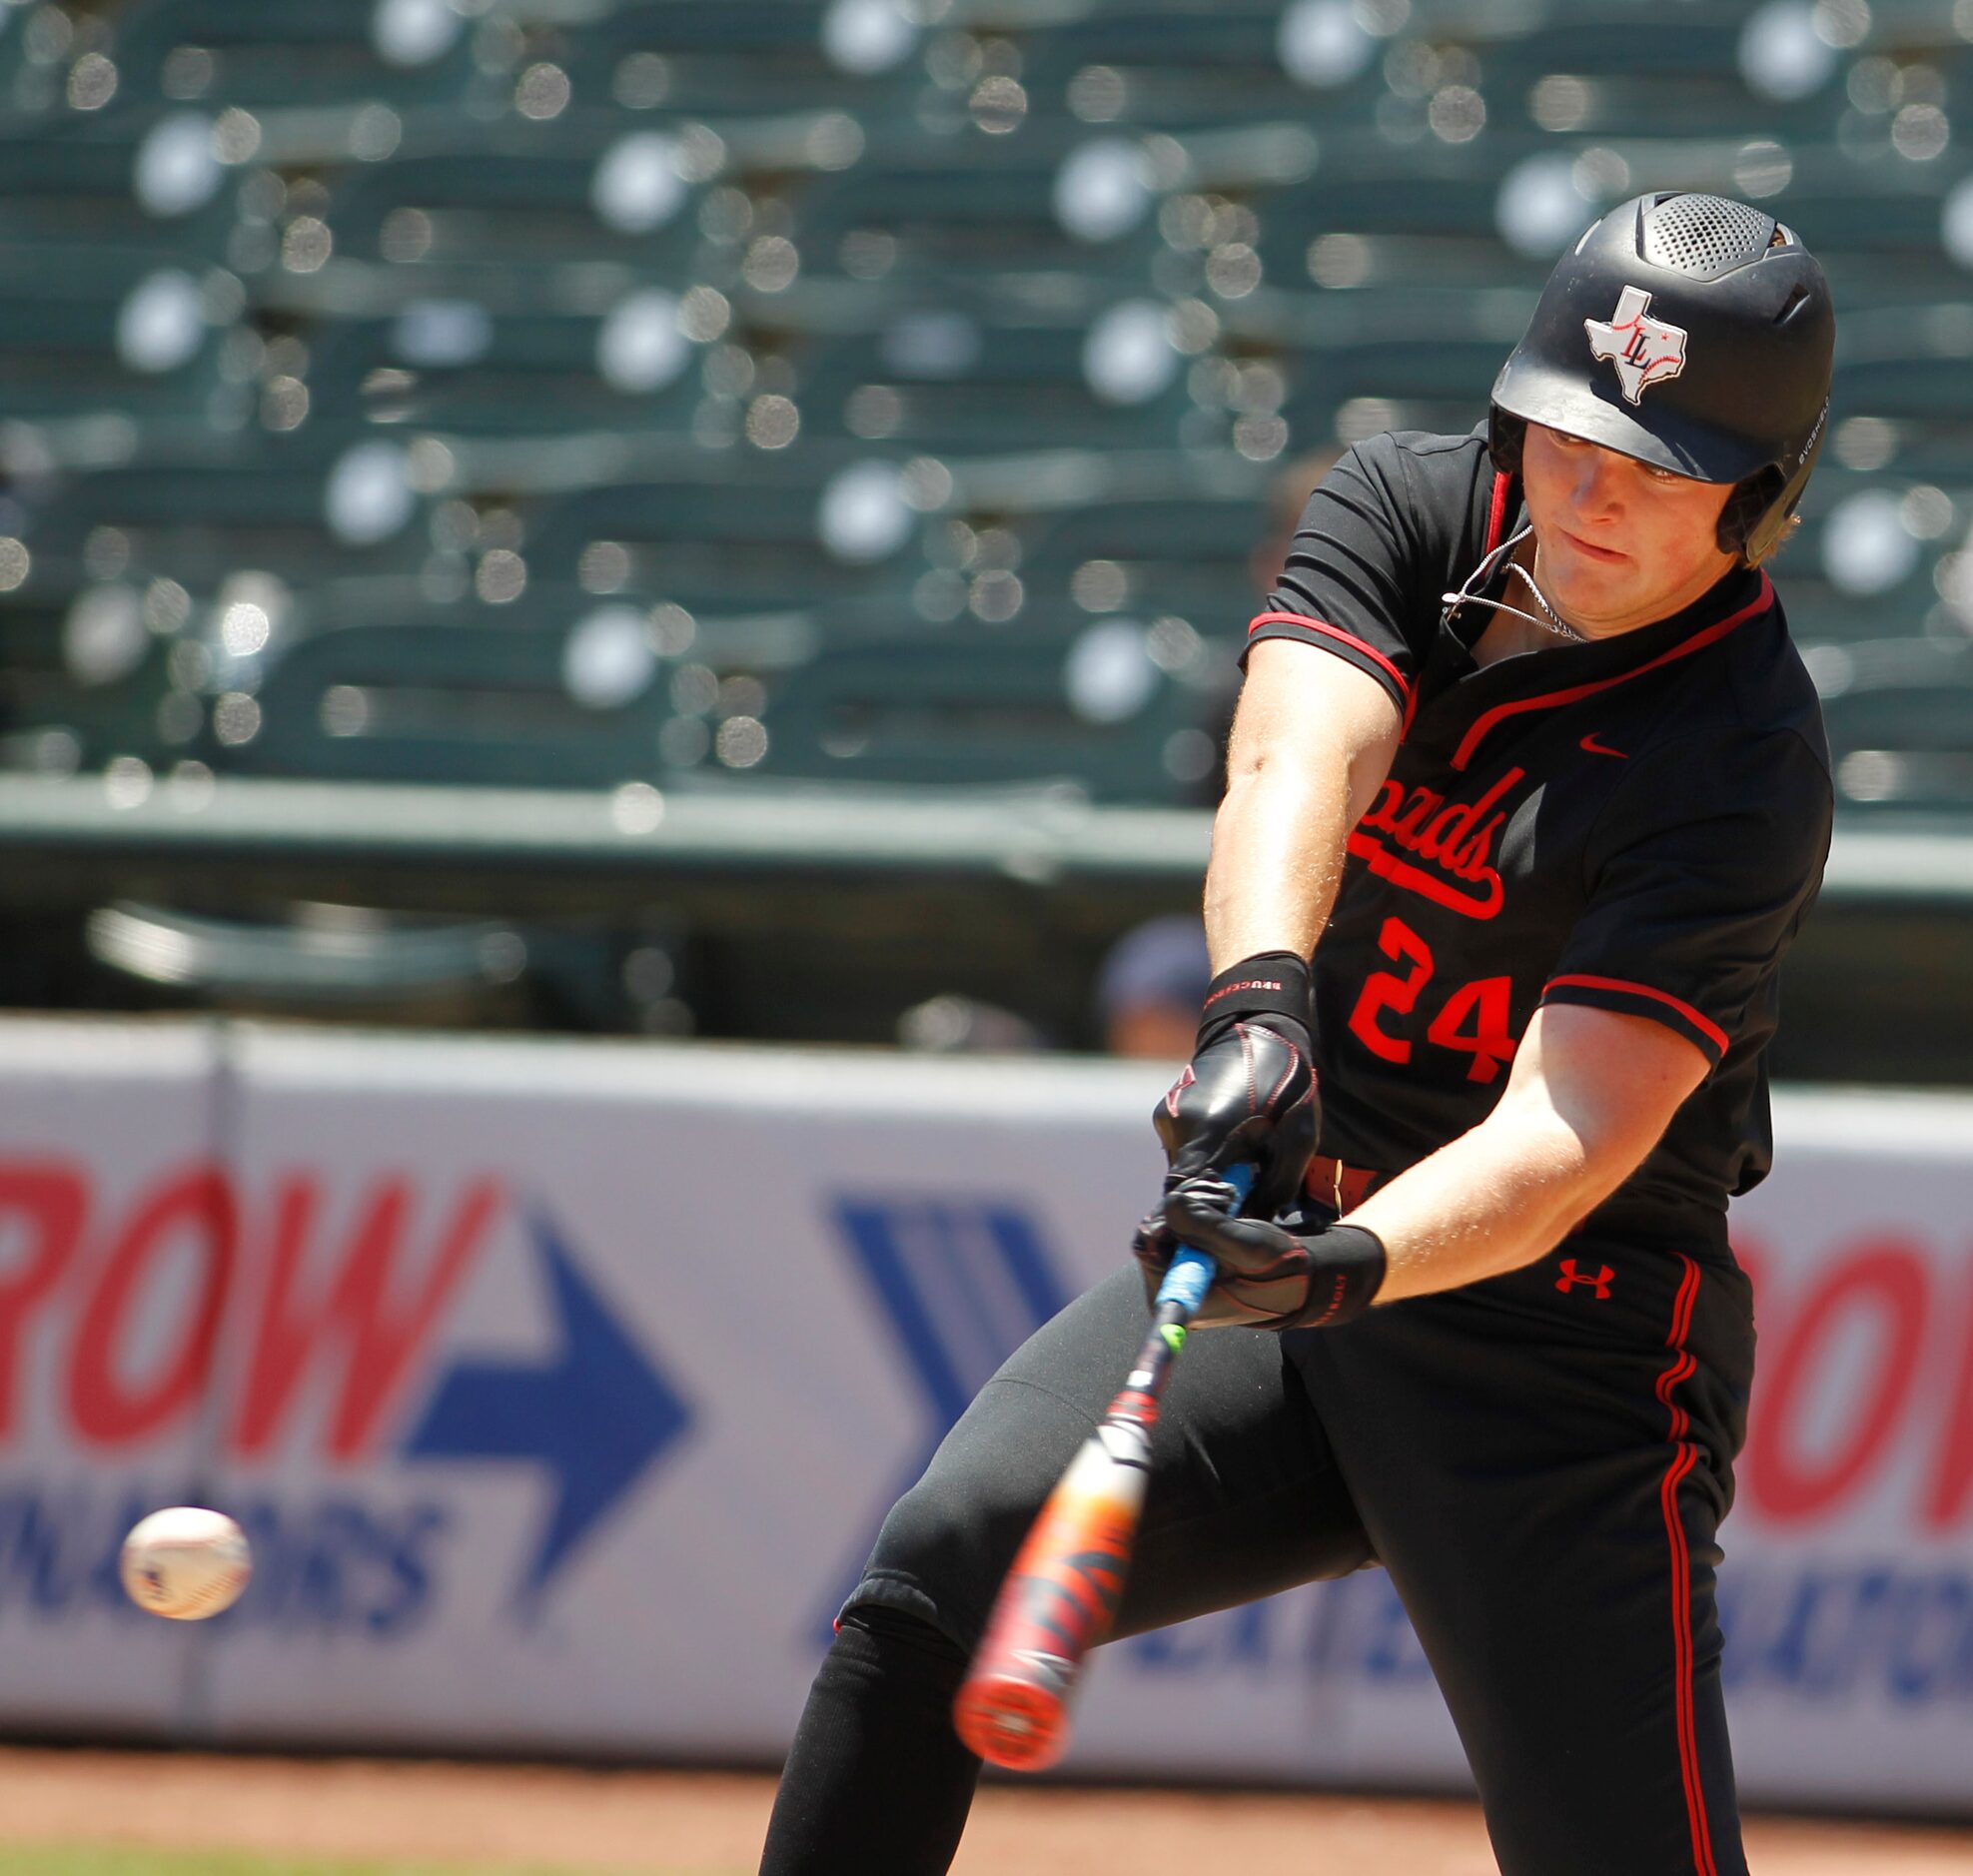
left=1152, top=1164, right=1254, bottom=1315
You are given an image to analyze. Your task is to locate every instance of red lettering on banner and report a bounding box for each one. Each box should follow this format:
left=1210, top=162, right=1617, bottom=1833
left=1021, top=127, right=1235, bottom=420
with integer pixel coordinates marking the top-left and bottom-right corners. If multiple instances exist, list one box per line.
left=1921, top=1264, right=1973, bottom=1530
left=68, top=1168, right=236, bottom=1446
left=0, top=1161, right=87, bottom=1440
left=230, top=1175, right=498, bottom=1459
left=1743, top=1243, right=1928, bottom=1524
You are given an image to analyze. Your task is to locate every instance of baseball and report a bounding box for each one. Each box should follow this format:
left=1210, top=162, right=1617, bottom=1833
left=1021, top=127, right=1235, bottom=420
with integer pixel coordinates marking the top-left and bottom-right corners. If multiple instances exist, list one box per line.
left=119, top=1506, right=252, bottom=1621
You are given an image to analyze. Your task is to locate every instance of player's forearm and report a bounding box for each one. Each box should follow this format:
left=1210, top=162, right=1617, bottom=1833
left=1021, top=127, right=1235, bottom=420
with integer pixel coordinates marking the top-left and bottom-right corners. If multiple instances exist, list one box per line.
left=1204, top=645, right=1403, bottom=973
left=1202, top=755, right=1355, bottom=970
left=1343, top=1097, right=1625, bottom=1303
left=1344, top=1006, right=1703, bottom=1302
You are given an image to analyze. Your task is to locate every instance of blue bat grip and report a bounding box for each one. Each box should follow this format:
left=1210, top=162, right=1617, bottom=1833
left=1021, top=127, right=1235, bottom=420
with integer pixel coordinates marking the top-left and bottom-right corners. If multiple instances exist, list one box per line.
left=1153, top=1164, right=1255, bottom=1313
left=1155, top=1245, right=1218, bottom=1315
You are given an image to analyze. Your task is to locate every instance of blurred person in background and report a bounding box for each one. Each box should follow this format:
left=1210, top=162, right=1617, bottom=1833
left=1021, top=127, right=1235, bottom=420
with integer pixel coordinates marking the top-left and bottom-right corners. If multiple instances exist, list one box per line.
left=1094, top=912, right=1209, bottom=1058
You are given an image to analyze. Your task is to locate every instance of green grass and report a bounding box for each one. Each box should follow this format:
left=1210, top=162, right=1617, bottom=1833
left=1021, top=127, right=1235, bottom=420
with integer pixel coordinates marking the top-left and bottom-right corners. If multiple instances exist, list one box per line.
left=7, top=1854, right=747, bottom=1876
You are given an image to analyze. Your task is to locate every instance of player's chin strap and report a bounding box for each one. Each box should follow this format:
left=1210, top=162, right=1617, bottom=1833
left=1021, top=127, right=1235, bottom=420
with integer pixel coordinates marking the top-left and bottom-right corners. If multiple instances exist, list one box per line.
left=1440, top=523, right=1585, bottom=644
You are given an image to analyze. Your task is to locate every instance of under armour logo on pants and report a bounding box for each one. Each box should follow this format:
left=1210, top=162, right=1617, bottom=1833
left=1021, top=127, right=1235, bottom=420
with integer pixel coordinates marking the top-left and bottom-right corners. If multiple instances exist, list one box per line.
left=1555, top=1258, right=1615, bottom=1300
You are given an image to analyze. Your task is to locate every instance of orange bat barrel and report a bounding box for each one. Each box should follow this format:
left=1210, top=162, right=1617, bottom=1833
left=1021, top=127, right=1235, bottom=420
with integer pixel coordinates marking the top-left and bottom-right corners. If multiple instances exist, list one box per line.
left=953, top=1410, right=1157, bottom=1769
left=954, top=1195, right=1240, bottom=1772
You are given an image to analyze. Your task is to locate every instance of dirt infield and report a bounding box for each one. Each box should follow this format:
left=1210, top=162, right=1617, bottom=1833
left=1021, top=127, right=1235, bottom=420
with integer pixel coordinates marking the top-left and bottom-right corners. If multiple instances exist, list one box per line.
left=3, top=1748, right=1971, bottom=1874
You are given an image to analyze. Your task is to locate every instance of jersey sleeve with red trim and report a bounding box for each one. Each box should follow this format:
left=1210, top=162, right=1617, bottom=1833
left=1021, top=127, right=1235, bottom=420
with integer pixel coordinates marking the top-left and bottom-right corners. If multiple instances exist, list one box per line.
left=1244, top=431, right=1488, bottom=716
left=1540, top=730, right=1833, bottom=1070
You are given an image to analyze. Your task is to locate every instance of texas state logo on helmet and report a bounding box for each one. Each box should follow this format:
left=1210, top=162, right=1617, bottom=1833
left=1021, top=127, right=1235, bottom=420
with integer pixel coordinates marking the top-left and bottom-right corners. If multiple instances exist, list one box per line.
left=1584, top=285, right=1689, bottom=406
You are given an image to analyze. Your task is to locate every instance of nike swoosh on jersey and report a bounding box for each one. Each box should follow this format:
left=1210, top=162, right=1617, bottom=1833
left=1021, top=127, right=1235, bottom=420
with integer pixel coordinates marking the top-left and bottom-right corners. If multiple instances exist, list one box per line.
left=1578, top=733, right=1628, bottom=758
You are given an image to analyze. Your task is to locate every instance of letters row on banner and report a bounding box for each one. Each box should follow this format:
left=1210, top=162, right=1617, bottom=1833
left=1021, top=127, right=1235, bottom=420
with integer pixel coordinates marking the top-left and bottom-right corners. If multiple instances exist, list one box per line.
left=0, top=1019, right=1968, bottom=1812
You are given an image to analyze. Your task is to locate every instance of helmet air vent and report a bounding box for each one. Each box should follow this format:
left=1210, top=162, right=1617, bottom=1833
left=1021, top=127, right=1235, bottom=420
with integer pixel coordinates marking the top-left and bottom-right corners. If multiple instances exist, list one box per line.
left=1642, top=193, right=1773, bottom=280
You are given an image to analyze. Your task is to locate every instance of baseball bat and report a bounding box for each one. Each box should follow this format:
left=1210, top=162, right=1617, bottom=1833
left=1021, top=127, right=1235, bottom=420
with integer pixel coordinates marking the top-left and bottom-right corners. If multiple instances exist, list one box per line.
left=951, top=1164, right=1254, bottom=1772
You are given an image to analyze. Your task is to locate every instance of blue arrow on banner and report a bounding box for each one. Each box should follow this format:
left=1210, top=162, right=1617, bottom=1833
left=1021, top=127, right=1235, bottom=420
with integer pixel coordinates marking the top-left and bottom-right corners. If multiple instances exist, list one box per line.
left=403, top=1207, right=693, bottom=1613
left=809, top=1196, right=1070, bottom=1644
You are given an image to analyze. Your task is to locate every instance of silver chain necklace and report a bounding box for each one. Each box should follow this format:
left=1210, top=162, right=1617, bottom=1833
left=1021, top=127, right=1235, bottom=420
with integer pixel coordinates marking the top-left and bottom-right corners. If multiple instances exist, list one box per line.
left=1504, top=556, right=1585, bottom=643
left=1439, top=524, right=1588, bottom=649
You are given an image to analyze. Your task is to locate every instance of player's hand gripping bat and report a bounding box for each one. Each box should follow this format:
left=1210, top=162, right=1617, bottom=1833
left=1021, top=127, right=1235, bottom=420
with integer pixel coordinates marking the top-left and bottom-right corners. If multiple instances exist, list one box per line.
left=951, top=1166, right=1254, bottom=1771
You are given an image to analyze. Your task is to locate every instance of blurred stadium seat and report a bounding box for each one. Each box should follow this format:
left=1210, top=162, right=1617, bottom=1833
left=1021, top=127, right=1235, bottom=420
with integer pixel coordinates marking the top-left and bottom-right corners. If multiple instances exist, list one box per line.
left=1814, top=635, right=1973, bottom=812
left=751, top=608, right=1215, bottom=800
left=111, top=0, right=482, bottom=107
left=0, top=0, right=1964, bottom=796
left=0, top=0, right=1966, bottom=1048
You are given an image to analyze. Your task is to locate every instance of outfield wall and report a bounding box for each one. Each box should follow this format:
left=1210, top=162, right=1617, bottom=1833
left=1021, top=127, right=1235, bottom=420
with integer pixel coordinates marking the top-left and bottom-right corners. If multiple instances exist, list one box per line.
left=0, top=1018, right=1968, bottom=1811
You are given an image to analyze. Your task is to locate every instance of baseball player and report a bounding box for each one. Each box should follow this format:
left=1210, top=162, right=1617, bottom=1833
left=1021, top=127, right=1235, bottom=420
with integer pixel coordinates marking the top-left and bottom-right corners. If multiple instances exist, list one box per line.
left=760, top=191, right=1834, bottom=1875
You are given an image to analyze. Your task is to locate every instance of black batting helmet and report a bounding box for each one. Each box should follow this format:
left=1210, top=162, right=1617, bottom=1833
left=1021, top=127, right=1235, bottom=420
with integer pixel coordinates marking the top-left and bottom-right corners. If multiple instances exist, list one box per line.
left=1489, top=191, right=1835, bottom=564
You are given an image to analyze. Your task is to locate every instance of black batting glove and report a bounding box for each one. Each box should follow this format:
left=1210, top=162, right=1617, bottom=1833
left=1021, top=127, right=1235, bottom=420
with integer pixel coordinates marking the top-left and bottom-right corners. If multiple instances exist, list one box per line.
left=1156, top=1013, right=1316, bottom=1194
left=1158, top=1193, right=1387, bottom=1332
left=1169, top=952, right=1320, bottom=1206
left=1135, top=951, right=1320, bottom=1293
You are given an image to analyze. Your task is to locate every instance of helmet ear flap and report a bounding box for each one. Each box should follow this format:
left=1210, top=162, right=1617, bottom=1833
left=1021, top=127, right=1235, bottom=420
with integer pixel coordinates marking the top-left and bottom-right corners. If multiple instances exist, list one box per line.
left=1488, top=408, right=1525, bottom=477
left=1717, top=468, right=1785, bottom=561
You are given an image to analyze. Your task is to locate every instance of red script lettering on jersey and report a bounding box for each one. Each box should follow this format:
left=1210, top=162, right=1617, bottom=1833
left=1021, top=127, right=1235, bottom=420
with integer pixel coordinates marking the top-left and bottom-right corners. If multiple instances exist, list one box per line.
left=1346, top=766, right=1526, bottom=920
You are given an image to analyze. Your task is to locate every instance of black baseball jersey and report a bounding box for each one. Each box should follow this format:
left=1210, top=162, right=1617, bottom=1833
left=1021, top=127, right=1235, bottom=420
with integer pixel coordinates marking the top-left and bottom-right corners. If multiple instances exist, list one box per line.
left=1247, top=427, right=1833, bottom=1225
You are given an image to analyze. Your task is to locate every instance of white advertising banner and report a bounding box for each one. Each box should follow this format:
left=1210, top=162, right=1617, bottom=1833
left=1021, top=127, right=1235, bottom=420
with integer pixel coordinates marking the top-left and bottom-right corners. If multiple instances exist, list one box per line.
left=0, top=1018, right=1967, bottom=1812
left=1706, top=1094, right=1973, bottom=1808
left=0, top=1022, right=220, bottom=1735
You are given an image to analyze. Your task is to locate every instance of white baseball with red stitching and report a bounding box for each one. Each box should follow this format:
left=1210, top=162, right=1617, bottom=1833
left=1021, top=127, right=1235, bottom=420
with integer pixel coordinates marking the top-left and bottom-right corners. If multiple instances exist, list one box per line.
left=119, top=1506, right=253, bottom=1621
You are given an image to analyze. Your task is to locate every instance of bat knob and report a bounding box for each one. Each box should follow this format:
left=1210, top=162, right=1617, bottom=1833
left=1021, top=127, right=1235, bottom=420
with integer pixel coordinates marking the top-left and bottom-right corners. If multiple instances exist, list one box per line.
left=952, top=1672, right=1069, bottom=1771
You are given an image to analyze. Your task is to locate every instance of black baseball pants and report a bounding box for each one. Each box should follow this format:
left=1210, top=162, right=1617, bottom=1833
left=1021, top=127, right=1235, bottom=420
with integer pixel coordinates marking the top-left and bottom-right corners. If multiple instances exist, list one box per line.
left=760, top=1222, right=1755, bottom=1876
